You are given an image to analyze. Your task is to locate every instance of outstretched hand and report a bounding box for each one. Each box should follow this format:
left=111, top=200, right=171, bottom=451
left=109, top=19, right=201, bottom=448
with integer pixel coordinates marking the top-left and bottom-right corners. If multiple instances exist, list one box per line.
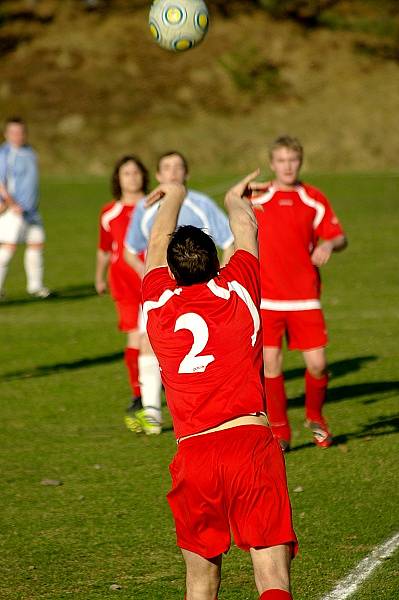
left=145, top=183, right=186, bottom=208
left=244, top=179, right=272, bottom=199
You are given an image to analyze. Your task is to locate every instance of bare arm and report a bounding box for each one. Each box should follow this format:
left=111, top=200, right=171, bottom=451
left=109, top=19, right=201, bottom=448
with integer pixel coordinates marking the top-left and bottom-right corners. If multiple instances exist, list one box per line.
left=221, top=242, right=234, bottom=266
left=123, top=247, right=145, bottom=278
left=224, top=170, right=260, bottom=258
left=144, top=183, right=186, bottom=276
left=311, top=234, right=348, bottom=267
left=95, top=249, right=111, bottom=294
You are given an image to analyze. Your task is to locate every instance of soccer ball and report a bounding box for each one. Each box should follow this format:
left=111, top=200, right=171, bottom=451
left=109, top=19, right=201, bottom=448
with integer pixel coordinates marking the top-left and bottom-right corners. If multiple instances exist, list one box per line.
left=149, top=0, right=209, bottom=52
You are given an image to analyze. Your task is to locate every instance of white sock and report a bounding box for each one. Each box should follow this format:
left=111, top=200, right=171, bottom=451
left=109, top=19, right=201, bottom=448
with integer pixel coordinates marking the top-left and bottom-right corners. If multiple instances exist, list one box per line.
left=0, top=246, right=14, bottom=292
left=24, top=247, right=44, bottom=293
left=138, top=354, right=162, bottom=423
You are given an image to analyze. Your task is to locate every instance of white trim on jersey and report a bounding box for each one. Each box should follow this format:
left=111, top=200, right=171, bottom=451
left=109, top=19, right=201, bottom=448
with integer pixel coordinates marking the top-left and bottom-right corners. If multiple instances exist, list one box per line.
left=207, top=279, right=260, bottom=346
left=296, top=185, right=325, bottom=229
left=183, top=197, right=210, bottom=232
left=251, top=186, right=276, bottom=206
left=101, top=201, right=123, bottom=232
left=143, top=287, right=182, bottom=328
left=260, top=298, right=321, bottom=311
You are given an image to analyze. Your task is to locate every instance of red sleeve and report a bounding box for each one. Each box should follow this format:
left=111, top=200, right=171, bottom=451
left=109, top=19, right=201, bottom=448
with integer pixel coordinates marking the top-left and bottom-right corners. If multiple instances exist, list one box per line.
left=142, top=266, right=175, bottom=304
left=219, top=250, right=261, bottom=306
left=98, top=205, right=113, bottom=252
left=313, top=188, right=345, bottom=240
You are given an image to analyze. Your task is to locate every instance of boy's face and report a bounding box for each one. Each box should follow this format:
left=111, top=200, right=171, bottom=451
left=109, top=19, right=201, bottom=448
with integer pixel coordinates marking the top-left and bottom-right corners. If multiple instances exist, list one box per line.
left=5, top=123, right=26, bottom=147
left=269, top=147, right=302, bottom=187
left=119, top=161, right=144, bottom=195
left=157, top=154, right=187, bottom=185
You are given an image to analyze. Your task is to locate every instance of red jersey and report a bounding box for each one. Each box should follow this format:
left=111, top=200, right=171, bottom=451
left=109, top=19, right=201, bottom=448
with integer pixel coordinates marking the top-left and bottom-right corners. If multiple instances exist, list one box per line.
left=98, top=201, right=142, bottom=302
left=142, top=250, right=265, bottom=439
left=251, top=183, right=344, bottom=310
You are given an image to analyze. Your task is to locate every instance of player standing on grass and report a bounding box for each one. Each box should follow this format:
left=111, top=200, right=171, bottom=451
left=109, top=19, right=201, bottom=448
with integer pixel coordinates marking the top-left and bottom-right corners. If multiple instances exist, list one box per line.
left=95, top=155, right=149, bottom=408
left=0, top=117, right=50, bottom=298
left=247, top=135, right=347, bottom=451
left=141, top=171, right=297, bottom=600
left=123, top=151, right=234, bottom=435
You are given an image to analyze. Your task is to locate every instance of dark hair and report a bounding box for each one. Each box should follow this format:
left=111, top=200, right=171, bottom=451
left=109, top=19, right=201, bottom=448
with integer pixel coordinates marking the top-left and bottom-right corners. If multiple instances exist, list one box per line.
left=167, top=225, right=219, bottom=286
left=157, top=150, right=189, bottom=174
left=111, top=155, right=149, bottom=199
left=5, top=116, right=26, bottom=128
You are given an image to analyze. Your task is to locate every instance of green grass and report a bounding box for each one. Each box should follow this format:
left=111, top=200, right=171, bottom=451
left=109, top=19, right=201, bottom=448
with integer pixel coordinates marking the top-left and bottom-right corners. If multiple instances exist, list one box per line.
left=0, top=173, right=398, bottom=599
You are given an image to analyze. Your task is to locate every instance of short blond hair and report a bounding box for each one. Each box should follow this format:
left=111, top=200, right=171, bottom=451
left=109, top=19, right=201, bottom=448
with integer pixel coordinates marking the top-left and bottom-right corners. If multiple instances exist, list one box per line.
left=269, top=135, right=303, bottom=162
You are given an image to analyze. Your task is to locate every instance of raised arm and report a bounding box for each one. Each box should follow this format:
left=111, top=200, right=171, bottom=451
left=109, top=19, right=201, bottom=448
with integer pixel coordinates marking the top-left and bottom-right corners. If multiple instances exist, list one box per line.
left=144, top=183, right=186, bottom=275
left=224, top=170, right=260, bottom=258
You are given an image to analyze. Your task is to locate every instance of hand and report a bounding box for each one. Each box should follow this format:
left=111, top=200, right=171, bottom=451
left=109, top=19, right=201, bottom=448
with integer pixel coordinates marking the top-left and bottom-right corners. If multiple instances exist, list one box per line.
left=311, top=241, right=333, bottom=266
left=245, top=179, right=272, bottom=199
left=95, top=280, right=107, bottom=295
left=225, top=169, right=261, bottom=203
left=145, top=183, right=186, bottom=207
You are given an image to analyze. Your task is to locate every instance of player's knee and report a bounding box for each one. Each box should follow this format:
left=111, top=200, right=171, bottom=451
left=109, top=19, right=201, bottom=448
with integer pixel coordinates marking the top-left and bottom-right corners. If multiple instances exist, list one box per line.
left=306, top=360, right=327, bottom=378
left=186, top=572, right=220, bottom=600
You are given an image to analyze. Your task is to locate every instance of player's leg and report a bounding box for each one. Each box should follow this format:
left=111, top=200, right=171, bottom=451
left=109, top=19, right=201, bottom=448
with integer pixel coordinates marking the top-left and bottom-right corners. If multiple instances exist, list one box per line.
left=250, top=545, right=292, bottom=599
left=303, top=346, right=332, bottom=447
left=262, top=310, right=291, bottom=450
left=182, top=549, right=221, bottom=600
left=0, top=243, right=16, bottom=295
left=125, top=328, right=141, bottom=401
left=0, top=209, right=24, bottom=295
left=264, top=346, right=290, bottom=451
left=25, top=224, right=50, bottom=297
left=288, top=309, right=331, bottom=447
left=137, top=333, right=162, bottom=430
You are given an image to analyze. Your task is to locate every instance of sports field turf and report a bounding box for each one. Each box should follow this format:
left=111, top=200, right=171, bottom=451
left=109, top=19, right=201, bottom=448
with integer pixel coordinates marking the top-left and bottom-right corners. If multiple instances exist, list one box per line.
left=1, top=172, right=398, bottom=599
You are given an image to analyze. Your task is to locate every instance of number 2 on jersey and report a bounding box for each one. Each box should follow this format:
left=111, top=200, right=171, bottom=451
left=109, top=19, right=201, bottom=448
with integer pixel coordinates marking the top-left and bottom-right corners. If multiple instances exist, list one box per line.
left=174, top=312, right=215, bottom=374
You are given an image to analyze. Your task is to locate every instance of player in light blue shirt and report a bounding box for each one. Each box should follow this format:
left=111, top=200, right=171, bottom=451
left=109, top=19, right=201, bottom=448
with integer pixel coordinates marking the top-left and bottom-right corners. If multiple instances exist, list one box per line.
left=0, top=117, right=49, bottom=298
left=123, top=151, right=234, bottom=435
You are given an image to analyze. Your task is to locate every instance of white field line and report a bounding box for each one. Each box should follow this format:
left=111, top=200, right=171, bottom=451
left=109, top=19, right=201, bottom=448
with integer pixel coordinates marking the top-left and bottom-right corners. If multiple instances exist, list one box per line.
left=321, top=531, right=399, bottom=600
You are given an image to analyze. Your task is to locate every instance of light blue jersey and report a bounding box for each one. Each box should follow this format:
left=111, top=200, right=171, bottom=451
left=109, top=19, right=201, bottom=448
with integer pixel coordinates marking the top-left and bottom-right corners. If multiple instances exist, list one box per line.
left=0, top=142, right=40, bottom=224
left=125, top=189, right=233, bottom=254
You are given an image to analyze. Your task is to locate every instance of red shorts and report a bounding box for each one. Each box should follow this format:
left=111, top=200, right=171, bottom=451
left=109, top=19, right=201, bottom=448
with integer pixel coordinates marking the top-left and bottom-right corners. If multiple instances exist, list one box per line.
left=167, top=425, right=298, bottom=559
left=114, top=299, right=141, bottom=332
left=261, top=309, right=327, bottom=351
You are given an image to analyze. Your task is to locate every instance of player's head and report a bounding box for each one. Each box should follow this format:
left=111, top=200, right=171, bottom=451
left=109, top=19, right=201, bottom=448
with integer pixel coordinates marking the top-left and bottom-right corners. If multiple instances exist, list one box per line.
left=4, top=117, right=27, bottom=147
left=111, top=155, right=149, bottom=199
left=167, top=225, right=219, bottom=286
left=269, top=135, right=303, bottom=187
left=156, top=151, right=188, bottom=185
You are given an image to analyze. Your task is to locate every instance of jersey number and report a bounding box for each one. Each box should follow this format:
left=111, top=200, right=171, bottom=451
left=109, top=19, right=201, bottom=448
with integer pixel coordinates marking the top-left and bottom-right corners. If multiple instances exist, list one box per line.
left=174, top=312, right=215, bottom=374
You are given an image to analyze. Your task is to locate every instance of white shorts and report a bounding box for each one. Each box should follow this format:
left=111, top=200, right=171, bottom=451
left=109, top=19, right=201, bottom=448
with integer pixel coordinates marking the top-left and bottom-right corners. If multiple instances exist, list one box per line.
left=0, top=210, right=45, bottom=245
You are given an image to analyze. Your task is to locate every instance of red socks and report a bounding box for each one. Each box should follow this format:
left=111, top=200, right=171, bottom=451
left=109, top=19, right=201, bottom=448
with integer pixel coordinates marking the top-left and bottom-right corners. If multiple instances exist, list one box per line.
left=305, top=369, right=328, bottom=422
left=265, top=375, right=290, bottom=442
left=260, top=590, right=292, bottom=599
left=124, top=347, right=140, bottom=397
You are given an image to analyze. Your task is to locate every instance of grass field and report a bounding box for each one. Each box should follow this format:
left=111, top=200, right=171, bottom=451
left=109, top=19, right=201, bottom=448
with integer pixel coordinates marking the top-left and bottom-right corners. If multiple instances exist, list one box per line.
left=1, top=172, right=398, bottom=600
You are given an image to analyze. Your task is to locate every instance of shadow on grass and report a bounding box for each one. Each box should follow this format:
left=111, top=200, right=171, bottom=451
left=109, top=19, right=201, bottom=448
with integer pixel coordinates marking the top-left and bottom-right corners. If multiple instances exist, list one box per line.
left=0, top=283, right=97, bottom=306
left=2, top=350, right=124, bottom=380
left=288, top=380, right=399, bottom=408
left=289, top=413, right=399, bottom=453
left=284, top=355, right=378, bottom=382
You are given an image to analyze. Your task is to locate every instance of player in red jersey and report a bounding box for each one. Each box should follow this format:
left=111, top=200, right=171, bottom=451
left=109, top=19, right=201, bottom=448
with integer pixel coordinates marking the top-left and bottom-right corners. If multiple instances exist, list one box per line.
left=141, top=172, right=297, bottom=600
left=95, top=155, right=148, bottom=409
left=247, top=136, right=347, bottom=451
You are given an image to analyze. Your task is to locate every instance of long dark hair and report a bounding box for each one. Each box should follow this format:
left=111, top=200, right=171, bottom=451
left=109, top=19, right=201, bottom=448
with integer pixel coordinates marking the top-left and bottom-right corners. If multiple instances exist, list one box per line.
left=111, top=155, right=149, bottom=199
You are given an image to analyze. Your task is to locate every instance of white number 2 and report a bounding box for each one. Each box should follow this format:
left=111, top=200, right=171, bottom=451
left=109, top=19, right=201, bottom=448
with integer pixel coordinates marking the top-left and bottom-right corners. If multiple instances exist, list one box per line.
left=174, top=312, right=215, bottom=374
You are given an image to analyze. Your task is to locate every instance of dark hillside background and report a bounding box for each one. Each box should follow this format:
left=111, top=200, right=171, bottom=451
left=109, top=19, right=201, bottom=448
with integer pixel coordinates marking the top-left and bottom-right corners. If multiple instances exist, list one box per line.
left=0, top=0, right=398, bottom=174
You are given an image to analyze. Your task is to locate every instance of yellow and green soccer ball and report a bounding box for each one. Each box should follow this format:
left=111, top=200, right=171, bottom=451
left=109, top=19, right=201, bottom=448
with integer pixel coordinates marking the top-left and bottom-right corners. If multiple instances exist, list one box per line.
left=149, top=0, right=209, bottom=52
